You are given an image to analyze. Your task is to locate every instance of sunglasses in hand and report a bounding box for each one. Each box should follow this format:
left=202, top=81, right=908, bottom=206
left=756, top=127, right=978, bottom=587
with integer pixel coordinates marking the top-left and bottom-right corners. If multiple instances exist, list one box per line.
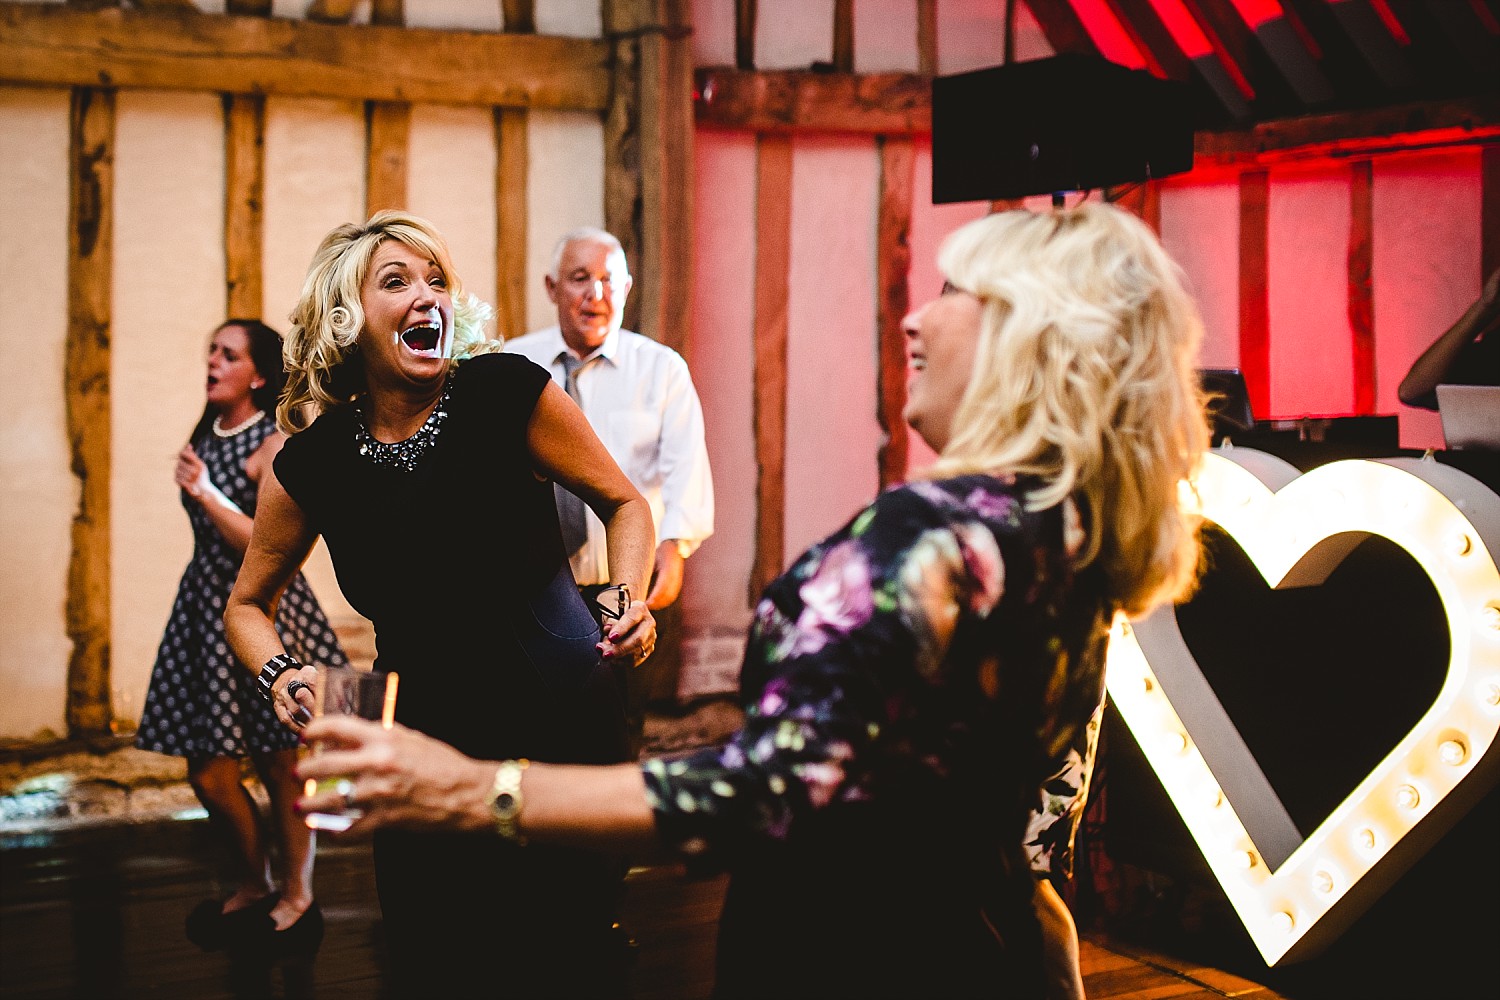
left=594, top=584, right=631, bottom=623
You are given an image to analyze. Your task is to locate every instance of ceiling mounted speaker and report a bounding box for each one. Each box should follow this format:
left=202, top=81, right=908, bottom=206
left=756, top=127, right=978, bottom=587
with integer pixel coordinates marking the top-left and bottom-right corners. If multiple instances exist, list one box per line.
left=931, top=54, right=1195, bottom=204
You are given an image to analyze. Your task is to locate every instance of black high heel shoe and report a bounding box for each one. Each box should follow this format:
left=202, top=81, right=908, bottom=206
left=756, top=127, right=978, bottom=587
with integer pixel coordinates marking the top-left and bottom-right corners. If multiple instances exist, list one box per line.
left=185, top=892, right=280, bottom=952
left=267, top=901, right=325, bottom=956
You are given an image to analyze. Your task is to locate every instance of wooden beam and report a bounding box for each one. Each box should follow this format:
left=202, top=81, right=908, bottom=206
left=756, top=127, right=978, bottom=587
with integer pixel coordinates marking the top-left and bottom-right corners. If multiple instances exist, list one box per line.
left=223, top=93, right=264, bottom=319
left=1028, top=0, right=1102, bottom=57
left=1348, top=159, right=1374, bottom=414
left=365, top=101, right=410, bottom=216
left=372, top=0, right=403, bottom=26
left=735, top=0, right=756, bottom=70
left=695, top=69, right=930, bottom=134
left=832, top=0, right=853, bottom=74
left=66, top=86, right=114, bottom=738
left=603, top=9, right=643, bottom=336
left=1238, top=170, right=1270, bottom=420
left=0, top=2, right=610, bottom=111
left=750, top=134, right=792, bottom=602
left=1102, top=0, right=1195, bottom=82
left=1196, top=95, right=1500, bottom=166
left=494, top=107, right=528, bottom=341
left=639, top=0, right=696, bottom=356
left=225, top=0, right=272, bottom=14
left=1109, top=181, right=1161, bottom=232
left=305, top=0, right=359, bottom=24
left=876, top=137, right=914, bottom=490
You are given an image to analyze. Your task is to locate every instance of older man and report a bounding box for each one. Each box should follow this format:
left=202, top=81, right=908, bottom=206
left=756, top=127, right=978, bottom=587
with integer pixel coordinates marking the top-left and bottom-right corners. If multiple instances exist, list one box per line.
left=506, top=227, right=714, bottom=754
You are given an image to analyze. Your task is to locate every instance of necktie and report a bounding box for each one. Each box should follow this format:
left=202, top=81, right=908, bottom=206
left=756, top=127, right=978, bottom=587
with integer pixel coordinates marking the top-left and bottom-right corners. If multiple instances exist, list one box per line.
left=555, top=353, right=590, bottom=557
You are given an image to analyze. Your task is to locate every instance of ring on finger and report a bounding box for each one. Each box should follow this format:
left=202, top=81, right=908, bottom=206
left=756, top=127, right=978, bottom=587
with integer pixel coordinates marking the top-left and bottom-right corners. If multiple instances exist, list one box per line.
left=335, top=778, right=355, bottom=811
left=286, top=678, right=310, bottom=701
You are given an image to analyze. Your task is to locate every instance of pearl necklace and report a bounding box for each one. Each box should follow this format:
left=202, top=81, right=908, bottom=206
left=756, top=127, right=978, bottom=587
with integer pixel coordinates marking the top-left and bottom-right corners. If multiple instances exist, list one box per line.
left=353, top=378, right=452, bottom=473
left=212, top=410, right=266, bottom=438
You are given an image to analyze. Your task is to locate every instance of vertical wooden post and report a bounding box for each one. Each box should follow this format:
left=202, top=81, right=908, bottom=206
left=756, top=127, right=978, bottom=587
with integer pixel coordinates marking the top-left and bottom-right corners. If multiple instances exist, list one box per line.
left=1348, top=159, right=1374, bottom=414
left=917, top=0, right=937, bottom=75
left=365, top=101, right=410, bottom=216
left=364, top=0, right=408, bottom=218
left=1239, top=169, right=1271, bottom=420
left=604, top=0, right=643, bottom=335
left=224, top=93, right=264, bottom=319
left=751, top=133, right=792, bottom=601
left=1111, top=181, right=1161, bottom=231
left=736, top=0, right=757, bottom=70
left=502, top=0, right=535, bottom=33
left=495, top=106, right=529, bottom=340
left=877, top=136, right=914, bottom=489
left=66, top=86, right=115, bottom=737
left=832, top=0, right=854, bottom=73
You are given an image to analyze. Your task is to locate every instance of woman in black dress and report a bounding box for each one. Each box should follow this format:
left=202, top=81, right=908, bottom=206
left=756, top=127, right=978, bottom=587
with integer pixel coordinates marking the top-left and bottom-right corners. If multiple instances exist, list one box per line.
left=297, top=203, right=1213, bottom=999
left=225, top=212, right=657, bottom=997
left=135, top=319, right=349, bottom=952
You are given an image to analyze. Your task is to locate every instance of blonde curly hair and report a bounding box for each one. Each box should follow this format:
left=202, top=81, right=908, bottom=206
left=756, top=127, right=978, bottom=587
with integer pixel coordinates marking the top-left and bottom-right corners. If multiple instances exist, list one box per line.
left=278, top=210, right=501, bottom=433
left=925, top=202, right=1210, bottom=618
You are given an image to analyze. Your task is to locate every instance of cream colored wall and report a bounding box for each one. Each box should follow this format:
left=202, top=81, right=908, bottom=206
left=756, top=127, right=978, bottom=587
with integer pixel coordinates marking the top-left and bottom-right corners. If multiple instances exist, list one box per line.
left=0, top=7, right=609, bottom=740
left=0, top=86, right=72, bottom=741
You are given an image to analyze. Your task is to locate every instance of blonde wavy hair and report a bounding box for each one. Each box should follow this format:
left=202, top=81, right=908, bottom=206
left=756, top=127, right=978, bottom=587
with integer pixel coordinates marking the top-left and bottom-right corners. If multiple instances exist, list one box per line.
left=278, top=210, right=501, bottom=433
left=924, top=202, right=1210, bottom=618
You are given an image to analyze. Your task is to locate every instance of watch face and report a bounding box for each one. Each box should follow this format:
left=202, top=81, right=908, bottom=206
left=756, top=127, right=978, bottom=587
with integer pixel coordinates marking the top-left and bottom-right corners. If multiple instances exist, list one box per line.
left=494, top=792, right=519, bottom=817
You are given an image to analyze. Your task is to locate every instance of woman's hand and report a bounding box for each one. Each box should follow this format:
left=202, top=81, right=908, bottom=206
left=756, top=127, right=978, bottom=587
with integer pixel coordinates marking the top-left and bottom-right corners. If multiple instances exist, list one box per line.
left=272, top=664, right=318, bottom=732
left=175, top=445, right=211, bottom=499
left=598, top=600, right=656, bottom=667
left=296, top=716, right=495, bottom=836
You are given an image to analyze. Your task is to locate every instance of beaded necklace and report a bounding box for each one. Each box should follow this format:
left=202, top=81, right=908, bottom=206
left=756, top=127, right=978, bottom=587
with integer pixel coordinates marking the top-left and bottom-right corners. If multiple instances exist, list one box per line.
left=212, top=410, right=266, bottom=438
left=353, top=378, right=452, bottom=472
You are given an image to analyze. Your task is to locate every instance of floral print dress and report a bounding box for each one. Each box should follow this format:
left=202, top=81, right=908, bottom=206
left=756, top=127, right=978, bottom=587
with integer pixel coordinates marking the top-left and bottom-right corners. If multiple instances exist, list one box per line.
left=643, top=473, right=1112, bottom=999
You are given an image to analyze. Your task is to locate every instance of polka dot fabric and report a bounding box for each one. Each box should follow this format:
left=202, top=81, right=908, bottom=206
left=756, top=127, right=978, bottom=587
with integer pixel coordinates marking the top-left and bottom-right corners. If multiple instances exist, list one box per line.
left=135, top=417, right=350, bottom=759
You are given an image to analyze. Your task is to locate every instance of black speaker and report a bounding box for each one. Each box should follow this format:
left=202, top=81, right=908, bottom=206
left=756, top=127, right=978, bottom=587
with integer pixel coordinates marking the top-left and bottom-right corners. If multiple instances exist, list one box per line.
left=931, top=54, right=1195, bottom=204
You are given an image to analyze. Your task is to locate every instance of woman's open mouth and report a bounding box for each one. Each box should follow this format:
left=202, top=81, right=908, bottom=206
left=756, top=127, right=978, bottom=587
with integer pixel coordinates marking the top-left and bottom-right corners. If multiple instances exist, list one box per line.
left=400, top=320, right=444, bottom=357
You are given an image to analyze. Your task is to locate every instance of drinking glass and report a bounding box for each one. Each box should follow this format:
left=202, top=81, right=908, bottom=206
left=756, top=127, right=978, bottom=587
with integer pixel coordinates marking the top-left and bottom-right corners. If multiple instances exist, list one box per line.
left=302, top=665, right=399, bottom=832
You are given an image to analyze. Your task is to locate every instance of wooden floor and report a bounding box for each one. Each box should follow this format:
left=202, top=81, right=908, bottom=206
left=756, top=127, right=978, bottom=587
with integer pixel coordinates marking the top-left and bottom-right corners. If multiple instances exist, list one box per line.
left=0, top=816, right=1293, bottom=1000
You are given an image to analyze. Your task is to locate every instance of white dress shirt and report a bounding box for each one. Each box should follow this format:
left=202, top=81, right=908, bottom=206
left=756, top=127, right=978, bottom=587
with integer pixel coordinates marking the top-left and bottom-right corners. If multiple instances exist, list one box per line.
left=504, top=325, right=715, bottom=587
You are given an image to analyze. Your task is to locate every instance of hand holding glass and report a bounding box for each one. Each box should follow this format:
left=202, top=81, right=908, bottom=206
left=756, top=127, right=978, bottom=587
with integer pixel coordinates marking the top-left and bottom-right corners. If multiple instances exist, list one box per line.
left=303, top=665, right=399, bottom=832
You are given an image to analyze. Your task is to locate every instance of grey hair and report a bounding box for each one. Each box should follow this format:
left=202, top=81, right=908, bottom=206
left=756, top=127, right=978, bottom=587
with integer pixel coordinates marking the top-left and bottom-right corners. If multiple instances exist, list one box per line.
left=548, top=227, right=628, bottom=280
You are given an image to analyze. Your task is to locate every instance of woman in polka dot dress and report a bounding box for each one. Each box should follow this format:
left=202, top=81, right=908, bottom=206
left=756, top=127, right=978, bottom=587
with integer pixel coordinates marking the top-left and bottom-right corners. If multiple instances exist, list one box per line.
left=135, top=319, right=350, bottom=952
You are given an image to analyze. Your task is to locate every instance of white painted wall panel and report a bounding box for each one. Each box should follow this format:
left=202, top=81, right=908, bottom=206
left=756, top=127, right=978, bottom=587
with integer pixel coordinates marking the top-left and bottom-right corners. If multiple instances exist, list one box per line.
left=756, top=0, right=834, bottom=69
left=936, top=0, right=1004, bottom=73
left=0, top=86, right=72, bottom=740
left=536, top=0, right=600, bottom=37
left=1373, top=150, right=1482, bottom=450
left=262, top=96, right=367, bottom=632
left=524, top=110, right=604, bottom=331
left=784, top=136, right=881, bottom=566
left=855, top=0, right=919, bottom=73
left=408, top=103, right=499, bottom=330
left=1268, top=167, right=1354, bottom=418
left=1160, top=178, right=1241, bottom=372
left=111, top=90, right=227, bottom=727
left=681, top=129, right=757, bottom=695
left=692, top=0, right=737, bottom=66
left=407, top=0, right=502, bottom=31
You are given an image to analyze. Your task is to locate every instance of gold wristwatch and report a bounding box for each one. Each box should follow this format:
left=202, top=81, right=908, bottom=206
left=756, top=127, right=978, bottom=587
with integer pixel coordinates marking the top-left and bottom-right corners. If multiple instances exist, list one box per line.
left=489, top=759, right=529, bottom=845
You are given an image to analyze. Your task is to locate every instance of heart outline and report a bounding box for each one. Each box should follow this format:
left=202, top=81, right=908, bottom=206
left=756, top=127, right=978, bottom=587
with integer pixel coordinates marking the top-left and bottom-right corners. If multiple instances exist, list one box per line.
left=1106, top=448, right=1500, bottom=966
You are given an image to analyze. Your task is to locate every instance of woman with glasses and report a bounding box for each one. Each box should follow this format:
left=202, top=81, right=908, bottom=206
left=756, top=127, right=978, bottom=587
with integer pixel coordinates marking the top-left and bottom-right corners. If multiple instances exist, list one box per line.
left=224, top=211, right=656, bottom=998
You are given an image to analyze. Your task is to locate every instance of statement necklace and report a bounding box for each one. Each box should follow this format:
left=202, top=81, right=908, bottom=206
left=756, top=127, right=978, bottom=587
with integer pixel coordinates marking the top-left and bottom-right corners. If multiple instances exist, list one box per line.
left=212, top=410, right=266, bottom=438
left=353, top=379, right=452, bottom=472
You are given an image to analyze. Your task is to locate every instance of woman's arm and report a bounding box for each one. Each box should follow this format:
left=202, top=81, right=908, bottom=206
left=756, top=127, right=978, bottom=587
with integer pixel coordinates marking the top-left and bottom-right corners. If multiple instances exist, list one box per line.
left=1398, top=267, right=1500, bottom=410
left=296, top=715, right=664, bottom=856
left=526, top=380, right=657, bottom=658
left=224, top=465, right=321, bottom=728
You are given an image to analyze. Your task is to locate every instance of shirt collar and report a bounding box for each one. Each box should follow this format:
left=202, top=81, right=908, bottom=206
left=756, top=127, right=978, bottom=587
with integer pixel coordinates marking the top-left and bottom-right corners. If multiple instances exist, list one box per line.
left=554, top=327, right=620, bottom=367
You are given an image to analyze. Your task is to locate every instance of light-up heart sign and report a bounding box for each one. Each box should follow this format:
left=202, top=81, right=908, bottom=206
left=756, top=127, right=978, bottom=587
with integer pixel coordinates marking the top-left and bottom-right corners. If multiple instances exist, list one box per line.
left=1106, top=447, right=1500, bottom=967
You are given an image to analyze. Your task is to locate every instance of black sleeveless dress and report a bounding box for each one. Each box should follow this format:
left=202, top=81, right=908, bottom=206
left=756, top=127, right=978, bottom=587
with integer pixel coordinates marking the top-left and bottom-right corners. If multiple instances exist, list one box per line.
left=275, top=353, right=631, bottom=998
left=136, top=414, right=349, bottom=759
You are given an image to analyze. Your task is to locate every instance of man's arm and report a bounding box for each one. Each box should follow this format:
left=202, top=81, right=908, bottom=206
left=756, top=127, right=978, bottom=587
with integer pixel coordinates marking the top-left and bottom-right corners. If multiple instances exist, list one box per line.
left=648, top=354, right=714, bottom=608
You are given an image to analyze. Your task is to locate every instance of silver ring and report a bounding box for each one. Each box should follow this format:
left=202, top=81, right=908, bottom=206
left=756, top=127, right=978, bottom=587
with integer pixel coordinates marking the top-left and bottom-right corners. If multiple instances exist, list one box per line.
left=335, top=779, right=355, bottom=811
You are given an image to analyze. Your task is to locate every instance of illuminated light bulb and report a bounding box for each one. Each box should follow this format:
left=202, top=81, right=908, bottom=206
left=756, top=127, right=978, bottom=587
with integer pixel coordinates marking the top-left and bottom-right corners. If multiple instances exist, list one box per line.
left=1142, top=676, right=1154, bottom=694
left=1357, top=828, right=1377, bottom=851
left=1313, top=870, right=1334, bottom=895
left=1396, top=784, right=1420, bottom=810
left=1208, top=788, right=1225, bottom=809
left=1237, top=850, right=1258, bottom=869
left=1481, top=605, right=1500, bottom=632
left=1166, top=730, right=1189, bottom=754
left=1439, top=739, right=1468, bottom=766
left=1453, top=532, right=1473, bottom=557
left=1272, top=911, right=1295, bottom=933
left=1484, top=683, right=1500, bottom=708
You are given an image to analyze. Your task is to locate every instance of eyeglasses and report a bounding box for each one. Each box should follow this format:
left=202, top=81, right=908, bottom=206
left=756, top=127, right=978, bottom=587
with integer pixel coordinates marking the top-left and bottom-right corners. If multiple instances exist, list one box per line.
left=594, top=584, right=631, bottom=623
